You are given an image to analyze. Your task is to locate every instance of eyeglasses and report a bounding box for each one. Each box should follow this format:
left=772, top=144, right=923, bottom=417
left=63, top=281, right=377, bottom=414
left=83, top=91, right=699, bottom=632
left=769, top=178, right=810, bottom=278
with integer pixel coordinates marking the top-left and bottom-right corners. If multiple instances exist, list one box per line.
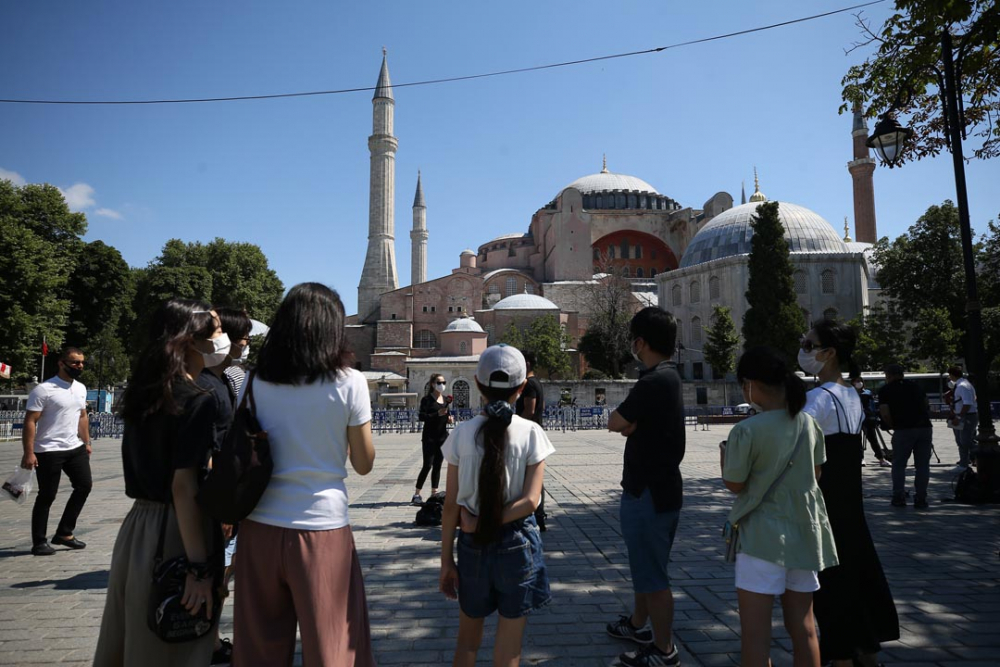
left=799, top=340, right=826, bottom=353
left=63, top=360, right=85, bottom=367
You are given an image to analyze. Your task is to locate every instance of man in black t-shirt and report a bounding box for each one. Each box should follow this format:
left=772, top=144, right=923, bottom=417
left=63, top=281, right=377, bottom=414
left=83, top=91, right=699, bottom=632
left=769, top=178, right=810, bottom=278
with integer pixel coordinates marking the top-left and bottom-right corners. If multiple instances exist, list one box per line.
left=605, top=307, right=684, bottom=667
left=516, top=351, right=547, bottom=529
left=878, top=364, right=933, bottom=509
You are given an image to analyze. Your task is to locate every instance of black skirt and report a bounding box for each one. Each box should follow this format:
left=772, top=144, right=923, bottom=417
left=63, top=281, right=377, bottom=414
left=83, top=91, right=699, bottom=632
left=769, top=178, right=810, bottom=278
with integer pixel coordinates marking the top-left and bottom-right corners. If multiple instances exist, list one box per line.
left=814, top=430, right=900, bottom=661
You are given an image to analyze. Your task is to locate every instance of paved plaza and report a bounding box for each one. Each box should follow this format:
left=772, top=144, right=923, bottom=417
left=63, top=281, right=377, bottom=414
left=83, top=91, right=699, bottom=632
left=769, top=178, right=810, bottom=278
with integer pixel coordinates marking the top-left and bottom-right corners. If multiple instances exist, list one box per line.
left=1, top=422, right=998, bottom=666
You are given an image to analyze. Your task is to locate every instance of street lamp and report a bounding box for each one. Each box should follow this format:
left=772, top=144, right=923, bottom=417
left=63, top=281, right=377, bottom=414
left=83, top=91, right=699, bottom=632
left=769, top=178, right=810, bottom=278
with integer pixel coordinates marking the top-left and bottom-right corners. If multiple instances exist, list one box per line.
left=866, top=28, right=997, bottom=474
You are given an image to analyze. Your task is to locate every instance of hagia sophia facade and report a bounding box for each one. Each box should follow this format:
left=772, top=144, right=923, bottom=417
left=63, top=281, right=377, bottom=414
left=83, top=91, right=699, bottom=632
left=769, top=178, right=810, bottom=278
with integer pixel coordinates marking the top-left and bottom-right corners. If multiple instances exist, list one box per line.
left=347, top=53, right=880, bottom=407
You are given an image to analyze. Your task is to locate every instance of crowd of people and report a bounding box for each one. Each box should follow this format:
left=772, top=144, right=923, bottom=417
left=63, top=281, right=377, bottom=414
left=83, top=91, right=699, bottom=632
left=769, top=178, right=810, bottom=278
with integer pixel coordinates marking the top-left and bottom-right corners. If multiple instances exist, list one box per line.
left=18, top=290, right=980, bottom=666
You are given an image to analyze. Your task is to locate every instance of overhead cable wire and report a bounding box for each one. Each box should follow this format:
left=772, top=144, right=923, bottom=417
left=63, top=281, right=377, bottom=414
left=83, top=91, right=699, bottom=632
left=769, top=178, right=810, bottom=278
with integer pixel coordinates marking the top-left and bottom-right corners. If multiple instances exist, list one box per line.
left=0, top=0, right=887, bottom=106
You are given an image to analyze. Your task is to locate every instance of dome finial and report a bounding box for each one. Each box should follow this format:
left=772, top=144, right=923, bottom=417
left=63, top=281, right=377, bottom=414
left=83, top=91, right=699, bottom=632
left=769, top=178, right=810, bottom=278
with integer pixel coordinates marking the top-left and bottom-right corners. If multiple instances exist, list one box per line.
left=843, top=216, right=853, bottom=242
left=748, top=166, right=767, bottom=203
left=601, top=154, right=608, bottom=174
left=382, top=46, right=387, bottom=57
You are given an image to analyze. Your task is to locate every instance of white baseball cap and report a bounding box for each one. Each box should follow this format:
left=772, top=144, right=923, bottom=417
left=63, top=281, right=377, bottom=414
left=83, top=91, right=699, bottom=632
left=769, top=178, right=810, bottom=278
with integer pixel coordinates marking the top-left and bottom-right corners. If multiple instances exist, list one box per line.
left=476, top=344, right=527, bottom=388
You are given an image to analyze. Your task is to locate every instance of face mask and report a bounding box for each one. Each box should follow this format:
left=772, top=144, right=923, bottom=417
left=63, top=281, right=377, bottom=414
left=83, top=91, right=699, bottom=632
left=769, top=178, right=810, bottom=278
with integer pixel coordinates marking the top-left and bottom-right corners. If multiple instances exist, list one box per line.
left=434, top=383, right=446, bottom=392
left=853, top=382, right=863, bottom=391
left=797, top=348, right=826, bottom=375
left=746, top=382, right=763, bottom=413
left=948, top=380, right=956, bottom=389
left=231, top=344, right=250, bottom=365
left=200, top=332, right=231, bottom=367
left=631, top=340, right=643, bottom=365
left=63, top=365, right=83, bottom=380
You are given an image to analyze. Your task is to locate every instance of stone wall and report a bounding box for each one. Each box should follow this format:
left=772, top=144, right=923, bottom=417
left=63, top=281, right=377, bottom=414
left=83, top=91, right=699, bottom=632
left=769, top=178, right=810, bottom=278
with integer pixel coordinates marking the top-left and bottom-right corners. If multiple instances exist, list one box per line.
left=537, top=378, right=742, bottom=408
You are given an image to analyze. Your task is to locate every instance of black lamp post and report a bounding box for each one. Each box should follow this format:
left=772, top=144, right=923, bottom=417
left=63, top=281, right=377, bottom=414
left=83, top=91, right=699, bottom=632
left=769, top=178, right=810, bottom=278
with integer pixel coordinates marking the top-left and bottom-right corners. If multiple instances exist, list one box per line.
left=866, top=29, right=997, bottom=470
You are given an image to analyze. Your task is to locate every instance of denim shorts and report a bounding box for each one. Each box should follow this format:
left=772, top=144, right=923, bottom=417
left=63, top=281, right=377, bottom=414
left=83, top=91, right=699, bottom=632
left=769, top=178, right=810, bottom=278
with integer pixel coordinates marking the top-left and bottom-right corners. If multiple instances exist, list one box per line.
left=457, top=515, right=551, bottom=619
left=620, top=489, right=680, bottom=594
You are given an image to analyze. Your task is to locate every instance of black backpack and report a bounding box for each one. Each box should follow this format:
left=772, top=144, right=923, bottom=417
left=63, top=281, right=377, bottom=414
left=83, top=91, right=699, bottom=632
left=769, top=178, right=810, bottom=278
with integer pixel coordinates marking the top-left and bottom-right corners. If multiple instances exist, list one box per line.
left=197, top=371, right=273, bottom=523
left=953, top=467, right=987, bottom=505
left=414, top=492, right=446, bottom=526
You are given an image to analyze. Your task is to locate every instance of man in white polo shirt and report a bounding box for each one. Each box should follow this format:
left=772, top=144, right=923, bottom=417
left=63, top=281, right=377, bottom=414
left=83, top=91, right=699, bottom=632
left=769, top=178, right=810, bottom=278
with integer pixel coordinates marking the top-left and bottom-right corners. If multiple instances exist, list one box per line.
left=21, top=347, right=92, bottom=556
left=947, top=364, right=978, bottom=470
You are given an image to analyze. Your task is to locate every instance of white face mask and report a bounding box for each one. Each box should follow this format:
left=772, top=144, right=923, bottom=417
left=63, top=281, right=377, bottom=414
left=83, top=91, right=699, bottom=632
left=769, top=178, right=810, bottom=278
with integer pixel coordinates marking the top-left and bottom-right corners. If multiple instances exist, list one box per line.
left=434, top=383, right=446, bottom=393
left=631, top=339, right=643, bottom=365
left=231, top=343, right=250, bottom=365
left=797, top=347, right=826, bottom=375
left=745, top=382, right=763, bottom=413
left=948, top=380, right=956, bottom=389
left=201, top=332, right=231, bottom=367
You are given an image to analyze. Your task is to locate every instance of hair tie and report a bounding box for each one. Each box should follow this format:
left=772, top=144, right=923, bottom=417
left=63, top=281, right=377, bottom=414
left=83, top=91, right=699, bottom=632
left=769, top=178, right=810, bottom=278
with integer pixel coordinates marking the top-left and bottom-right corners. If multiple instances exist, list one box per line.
left=484, top=400, right=514, bottom=426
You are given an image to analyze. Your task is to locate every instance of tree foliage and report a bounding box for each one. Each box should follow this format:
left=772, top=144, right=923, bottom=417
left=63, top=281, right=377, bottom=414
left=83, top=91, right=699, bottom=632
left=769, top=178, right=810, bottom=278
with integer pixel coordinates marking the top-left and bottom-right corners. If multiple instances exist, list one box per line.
left=577, top=252, right=641, bottom=378
left=742, top=202, right=806, bottom=362
left=841, top=0, right=1000, bottom=162
left=703, top=306, right=740, bottom=380
left=911, top=306, right=961, bottom=373
left=848, top=302, right=913, bottom=371
left=499, top=315, right=571, bottom=379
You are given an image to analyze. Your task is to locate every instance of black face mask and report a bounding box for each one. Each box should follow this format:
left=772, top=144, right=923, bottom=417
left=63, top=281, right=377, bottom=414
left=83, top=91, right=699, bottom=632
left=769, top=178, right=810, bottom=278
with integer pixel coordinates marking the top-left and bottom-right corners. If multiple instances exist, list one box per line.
left=63, top=365, right=83, bottom=380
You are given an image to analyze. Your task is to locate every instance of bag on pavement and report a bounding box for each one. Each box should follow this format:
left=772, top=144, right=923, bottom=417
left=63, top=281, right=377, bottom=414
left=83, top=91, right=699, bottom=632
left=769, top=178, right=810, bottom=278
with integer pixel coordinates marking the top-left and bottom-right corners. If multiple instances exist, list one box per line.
left=953, top=467, right=987, bottom=504
left=1, top=467, right=35, bottom=504
left=414, top=492, right=446, bottom=526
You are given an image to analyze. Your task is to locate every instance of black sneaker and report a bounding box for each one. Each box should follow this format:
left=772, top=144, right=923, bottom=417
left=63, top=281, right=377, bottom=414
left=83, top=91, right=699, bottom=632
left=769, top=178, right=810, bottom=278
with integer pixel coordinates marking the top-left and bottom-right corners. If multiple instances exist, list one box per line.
left=52, top=535, right=87, bottom=549
left=606, top=615, right=653, bottom=644
left=211, top=637, right=233, bottom=665
left=619, top=642, right=680, bottom=666
left=31, top=542, right=55, bottom=556
left=411, top=493, right=423, bottom=506
left=890, top=494, right=906, bottom=507
left=914, top=497, right=929, bottom=509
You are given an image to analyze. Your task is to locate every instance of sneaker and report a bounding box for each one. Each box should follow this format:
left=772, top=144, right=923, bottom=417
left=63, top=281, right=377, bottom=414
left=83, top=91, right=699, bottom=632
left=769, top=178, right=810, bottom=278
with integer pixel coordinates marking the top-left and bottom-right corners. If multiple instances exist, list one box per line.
left=861, top=459, right=868, bottom=467
left=878, top=459, right=891, bottom=468
left=891, top=494, right=906, bottom=507
left=411, top=493, right=423, bottom=506
left=619, top=642, right=680, bottom=666
left=211, top=637, right=233, bottom=666
left=31, top=542, right=55, bottom=556
left=914, top=497, right=929, bottom=509
left=951, top=464, right=969, bottom=473
left=607, top=615, right=653, bottom=645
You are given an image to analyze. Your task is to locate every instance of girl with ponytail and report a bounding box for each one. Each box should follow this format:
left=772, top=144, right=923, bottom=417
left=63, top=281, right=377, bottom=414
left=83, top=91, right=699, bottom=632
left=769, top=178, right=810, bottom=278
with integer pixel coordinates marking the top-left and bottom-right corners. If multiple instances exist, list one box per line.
left=721, top=346, right=837, bottom=666
left=440, top=345, right=554, bottom=666
left=799, top=319, right=899, bottom=666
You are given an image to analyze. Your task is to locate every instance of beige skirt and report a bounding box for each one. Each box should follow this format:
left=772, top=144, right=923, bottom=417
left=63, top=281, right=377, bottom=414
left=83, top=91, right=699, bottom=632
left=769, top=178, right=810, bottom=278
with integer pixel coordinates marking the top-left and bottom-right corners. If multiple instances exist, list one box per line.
left=93, top=499, right=217, bottom=667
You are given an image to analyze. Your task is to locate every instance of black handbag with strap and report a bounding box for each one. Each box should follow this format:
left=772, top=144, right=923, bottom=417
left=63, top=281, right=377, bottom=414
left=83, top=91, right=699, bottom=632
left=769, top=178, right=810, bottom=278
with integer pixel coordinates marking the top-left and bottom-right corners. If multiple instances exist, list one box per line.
left=196, top=370, right=273, bottom=523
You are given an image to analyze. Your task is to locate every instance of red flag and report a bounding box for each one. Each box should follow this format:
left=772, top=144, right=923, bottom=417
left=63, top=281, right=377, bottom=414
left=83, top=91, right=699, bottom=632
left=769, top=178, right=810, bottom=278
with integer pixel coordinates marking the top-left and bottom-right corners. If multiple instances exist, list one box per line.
left=42, top=340, right=48, bottom=356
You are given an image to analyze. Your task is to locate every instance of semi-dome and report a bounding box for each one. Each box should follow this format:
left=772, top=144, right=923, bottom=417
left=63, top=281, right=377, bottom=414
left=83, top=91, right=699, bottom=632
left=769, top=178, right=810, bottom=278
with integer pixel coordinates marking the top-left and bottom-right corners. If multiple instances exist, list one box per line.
left=492, top=294, right=559, bottom=310
left=443, top=317, right=485, bottom=333
left=680, top=201, right=848, bottom=268
left=564, top=171, right=660, bottom=196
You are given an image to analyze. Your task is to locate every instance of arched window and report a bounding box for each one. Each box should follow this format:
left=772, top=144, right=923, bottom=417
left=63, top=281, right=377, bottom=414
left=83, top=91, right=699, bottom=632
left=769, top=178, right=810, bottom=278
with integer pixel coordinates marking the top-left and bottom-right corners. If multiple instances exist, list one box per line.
left=635, top=245, right=643, bottom=259
left=690, top=281, right=701, bottom=304
left=488, top=282, right=500, bottom=294
left=414, top=330, right=437, bottom=349
left=459, top=340, right=468, bottom=354
left=823, top=308, right=839, bottom=322
left=621, top=238, right=629, bottom=259
left=671, top=284, right=682, bottom=306
left=636, top=267, right=644, bottom=278
left=452, top=380, right=470, bottom=408
left=525, top=283, right=535, bottom=294
left=794, top=270, right=807, bottom=294
left=709, top=276, right=720, bottom=301
left=621, top=266, right=630, bottom=278
left=608, top=245, right=615, bottom=259
left=650, top=268, right=657, bottom=278
left=821, top=269, right=836, bottom=295
left=691, top=317, right=703, bottom=346
left=506, top=276, right=517, bottom=297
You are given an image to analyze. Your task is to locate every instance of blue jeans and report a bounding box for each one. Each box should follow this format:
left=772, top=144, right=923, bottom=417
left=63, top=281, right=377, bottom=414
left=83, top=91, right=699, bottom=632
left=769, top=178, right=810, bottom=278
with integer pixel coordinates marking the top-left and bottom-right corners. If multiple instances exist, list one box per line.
left=620, top=489, right=680, bottom=594
left=953, top=414, right=978, bottom=466
left=891, top=427, right=933, bottom=500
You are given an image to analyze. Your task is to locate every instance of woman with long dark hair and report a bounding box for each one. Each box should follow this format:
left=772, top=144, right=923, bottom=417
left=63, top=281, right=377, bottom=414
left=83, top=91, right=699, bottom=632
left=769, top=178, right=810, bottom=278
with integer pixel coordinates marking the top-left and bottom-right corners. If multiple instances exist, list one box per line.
left=799, top=319, right=898, bottom=666
left=94, top=298, right=226, bottom=666
left=412, top=373, right=452, bottom=505
left=439, top=344, right=554, bottom=667
left=721, top=346, right=837, bottom=667
left=232, top=283, right=376, bottom=666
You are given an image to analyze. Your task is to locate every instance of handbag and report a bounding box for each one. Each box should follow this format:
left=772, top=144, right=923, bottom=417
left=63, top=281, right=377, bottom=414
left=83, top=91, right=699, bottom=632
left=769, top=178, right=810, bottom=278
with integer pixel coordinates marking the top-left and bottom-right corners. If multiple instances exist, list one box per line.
left=196, top=371, right=273, bottom=523
left=147, top=507, right=221, bottom=643
left=722, top=432, right=806, bottom=563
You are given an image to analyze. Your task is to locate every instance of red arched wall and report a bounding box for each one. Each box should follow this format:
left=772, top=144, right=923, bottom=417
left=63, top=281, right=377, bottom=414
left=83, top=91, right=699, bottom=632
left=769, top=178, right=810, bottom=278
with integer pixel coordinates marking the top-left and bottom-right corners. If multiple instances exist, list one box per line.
left=592, top=230, right=678, bottom=277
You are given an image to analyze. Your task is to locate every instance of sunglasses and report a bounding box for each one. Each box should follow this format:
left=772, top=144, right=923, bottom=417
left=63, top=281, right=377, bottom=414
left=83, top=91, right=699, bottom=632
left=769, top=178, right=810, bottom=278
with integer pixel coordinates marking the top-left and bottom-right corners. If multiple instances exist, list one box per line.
left=63, top=360, right=85, bottom=367
left=799, top=340, right=826, bottom=353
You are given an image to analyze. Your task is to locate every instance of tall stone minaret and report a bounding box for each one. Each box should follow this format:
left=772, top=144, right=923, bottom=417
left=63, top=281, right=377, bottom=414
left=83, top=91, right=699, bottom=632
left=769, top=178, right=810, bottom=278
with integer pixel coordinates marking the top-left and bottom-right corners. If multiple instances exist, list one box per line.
left=410, top=171, right=428, bottom=286
left=358, top=49, right=399, bottom=323
left=848, top=103, right=878, bottom=243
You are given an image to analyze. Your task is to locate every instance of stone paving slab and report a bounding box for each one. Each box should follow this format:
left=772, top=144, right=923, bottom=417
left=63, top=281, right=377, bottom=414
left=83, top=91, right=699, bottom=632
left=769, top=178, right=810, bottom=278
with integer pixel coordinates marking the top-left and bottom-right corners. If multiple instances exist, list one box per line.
left=1, top=422, right=997, bottom=665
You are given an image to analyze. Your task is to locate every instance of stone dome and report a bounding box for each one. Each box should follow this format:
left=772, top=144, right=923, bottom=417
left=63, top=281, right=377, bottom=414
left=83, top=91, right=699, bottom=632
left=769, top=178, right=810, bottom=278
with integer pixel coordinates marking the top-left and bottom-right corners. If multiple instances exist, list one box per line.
left=680, top=201, right=848, bottom=268
left=492, top=294, right=559, bottom=310
left=460, top=248, right=476, bottom=256
left=563, top=171, right=660, bottom=196
left=442, top=318, right=485, bottom=333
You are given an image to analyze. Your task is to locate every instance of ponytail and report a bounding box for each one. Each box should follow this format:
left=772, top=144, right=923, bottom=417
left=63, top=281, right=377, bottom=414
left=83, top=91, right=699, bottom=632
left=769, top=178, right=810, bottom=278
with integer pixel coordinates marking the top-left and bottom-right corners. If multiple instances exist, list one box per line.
left=738, top=345, right=806, bottom=417
left=784, top=371, right=806, bottom=417
left=473, top=392, right=516, bottom=546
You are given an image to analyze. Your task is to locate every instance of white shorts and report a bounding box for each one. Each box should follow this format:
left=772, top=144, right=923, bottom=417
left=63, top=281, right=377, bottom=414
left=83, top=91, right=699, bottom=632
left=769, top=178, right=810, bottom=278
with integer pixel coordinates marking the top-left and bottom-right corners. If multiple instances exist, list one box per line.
left=735, top=553, right=819, bottom=595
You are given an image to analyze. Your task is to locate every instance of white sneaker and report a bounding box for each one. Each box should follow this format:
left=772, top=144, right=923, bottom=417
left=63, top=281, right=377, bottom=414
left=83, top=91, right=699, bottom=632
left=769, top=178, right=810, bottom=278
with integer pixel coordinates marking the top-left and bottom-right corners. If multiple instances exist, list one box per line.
left=861, top=459, right=868, bottom=467
left=951, top=464, right=969, bottom=473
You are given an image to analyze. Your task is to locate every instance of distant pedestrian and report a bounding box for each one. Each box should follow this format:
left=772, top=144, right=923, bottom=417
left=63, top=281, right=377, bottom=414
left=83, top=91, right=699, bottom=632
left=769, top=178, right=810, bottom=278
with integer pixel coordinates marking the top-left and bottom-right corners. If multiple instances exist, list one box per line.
left=216, top=306, right=253, bottom=398
left=232, top=283, right=376, bottom=667
left=878, top=364, right=933, bottom=509
left=605, top=306, right=685, bottom=667
left=94, top=299, right=226, bottom=666
left=799, top=319, right=898, bottom=667
left=413, top=373, right=452, bottom=505
left=721, top=346, right=837, bottom=667
left=21, top=347, right=92, bottom=556
left=439, top=344, right=554, bottom=667
left=851, top=376, right=889, bottom=467
left=515, top=350, right=547, bottom=530
left=946, top=365, right=978, bottom=469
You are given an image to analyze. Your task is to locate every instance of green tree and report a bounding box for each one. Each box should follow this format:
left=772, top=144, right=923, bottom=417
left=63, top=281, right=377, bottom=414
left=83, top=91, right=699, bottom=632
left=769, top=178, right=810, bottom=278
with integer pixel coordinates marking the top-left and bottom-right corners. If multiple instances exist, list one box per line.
left=131, top=265, right=213, bottom=349
left=0, top=180, right=86, bottom=383
left=703, top=306, right=740, bottom=403
left=848, top=302, right=913, bottom=371
left=841, top=0, right=1000, bottom=162
left=497, top=321, right=526, bottom=350
left=577, top=254, right=639, bottom=378
left=741, top=201, right=806, bottom=361
left=911, top=307, right=961, bottom=396
left=523, top=315, right=571, bottom=379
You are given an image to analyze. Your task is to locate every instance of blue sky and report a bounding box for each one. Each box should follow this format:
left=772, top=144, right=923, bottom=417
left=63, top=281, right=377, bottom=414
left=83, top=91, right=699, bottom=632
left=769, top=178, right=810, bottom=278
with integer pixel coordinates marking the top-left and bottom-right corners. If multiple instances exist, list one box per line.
left=2, top=1, right=997, bottom=316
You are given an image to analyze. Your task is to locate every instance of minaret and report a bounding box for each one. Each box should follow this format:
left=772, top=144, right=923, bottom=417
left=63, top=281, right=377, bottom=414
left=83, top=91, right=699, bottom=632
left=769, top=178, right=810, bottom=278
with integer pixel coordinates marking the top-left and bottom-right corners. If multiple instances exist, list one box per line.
left=848, top=103, right=878, bottom=243
left=358, top=49, right=399, bottom=323
left=741, top=180, right=747, bottom=205
left=410, top=171, right=428, bottom=286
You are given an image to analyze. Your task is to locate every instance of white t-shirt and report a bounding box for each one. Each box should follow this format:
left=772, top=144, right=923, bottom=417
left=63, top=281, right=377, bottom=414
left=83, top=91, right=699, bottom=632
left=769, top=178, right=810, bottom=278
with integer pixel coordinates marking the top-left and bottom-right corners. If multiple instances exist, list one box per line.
left=442, top=414, right=555, bottom=515
left=240, top=368, right=371, bottom=530
left=803, top=382, right=864, bottom=436
left=26, top=377, right=87, bottom=453
left=953, top=378, right=977, bottom=414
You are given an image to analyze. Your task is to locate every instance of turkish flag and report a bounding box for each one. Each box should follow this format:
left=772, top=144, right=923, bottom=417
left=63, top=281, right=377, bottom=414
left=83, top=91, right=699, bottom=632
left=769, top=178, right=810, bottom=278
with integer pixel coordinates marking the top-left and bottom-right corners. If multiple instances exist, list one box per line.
left=42, top=341, right=48, bottom=356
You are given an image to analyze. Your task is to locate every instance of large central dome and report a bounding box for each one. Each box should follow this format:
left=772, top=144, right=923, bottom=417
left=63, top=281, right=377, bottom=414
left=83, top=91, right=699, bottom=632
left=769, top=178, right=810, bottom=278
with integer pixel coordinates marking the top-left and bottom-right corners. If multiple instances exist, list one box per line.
left=563, top=171, right=660, bottom=196
left=680, top=201, right=848, bottom=268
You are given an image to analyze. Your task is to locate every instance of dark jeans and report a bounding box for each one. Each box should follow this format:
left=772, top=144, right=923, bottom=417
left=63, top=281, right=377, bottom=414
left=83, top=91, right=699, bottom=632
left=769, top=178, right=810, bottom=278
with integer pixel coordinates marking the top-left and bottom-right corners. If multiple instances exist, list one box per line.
left=415, top=439, right=444, bottom=490
left=863, top=422, right=887, bottom=460
left=891, top=427, right=933, bottom=501
left=32, top=445, right=92, bottom=545
left=952, top=414, right=978, bottom=466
